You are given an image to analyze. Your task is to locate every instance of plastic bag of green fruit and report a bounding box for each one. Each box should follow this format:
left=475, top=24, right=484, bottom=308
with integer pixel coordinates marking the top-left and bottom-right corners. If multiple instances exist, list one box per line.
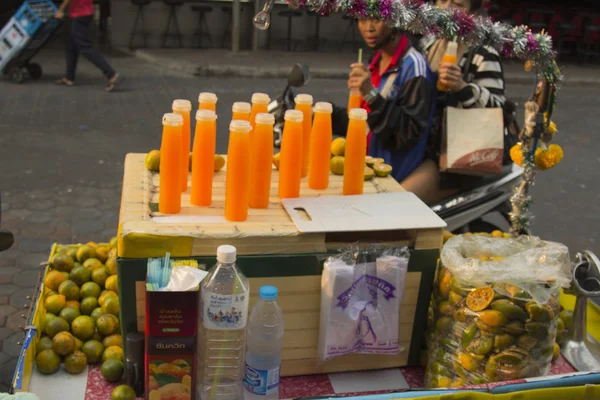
left=424, top=235, right=571, bottom=388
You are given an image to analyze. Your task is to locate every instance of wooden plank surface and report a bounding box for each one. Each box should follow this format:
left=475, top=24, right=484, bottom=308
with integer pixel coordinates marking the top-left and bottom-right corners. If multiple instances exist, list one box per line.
left=135, top=272, right=422, bottom=376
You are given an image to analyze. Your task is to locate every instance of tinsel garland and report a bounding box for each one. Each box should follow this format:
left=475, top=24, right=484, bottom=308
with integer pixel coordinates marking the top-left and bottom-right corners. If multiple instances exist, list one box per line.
left=291, top=0, right=560, bottom=83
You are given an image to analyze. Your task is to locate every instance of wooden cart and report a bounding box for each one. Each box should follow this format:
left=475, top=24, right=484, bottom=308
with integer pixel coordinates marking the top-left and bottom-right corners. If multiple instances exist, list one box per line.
left=117, top=153, right=445, bottom=376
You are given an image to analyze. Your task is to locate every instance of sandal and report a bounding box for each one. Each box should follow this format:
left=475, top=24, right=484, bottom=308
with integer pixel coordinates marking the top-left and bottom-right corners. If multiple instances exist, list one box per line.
left=55, top=77, right=74, bottom=86
left=105, top=73, right=123, bottom=92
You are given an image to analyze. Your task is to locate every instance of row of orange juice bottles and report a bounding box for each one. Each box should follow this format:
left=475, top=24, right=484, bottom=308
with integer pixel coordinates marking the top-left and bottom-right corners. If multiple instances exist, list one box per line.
left=158, top=92, right=368, bottom=222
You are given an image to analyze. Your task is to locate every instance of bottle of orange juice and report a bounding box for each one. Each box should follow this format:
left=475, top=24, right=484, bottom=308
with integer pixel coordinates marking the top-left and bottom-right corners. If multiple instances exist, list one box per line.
left=347, top=88, right=362, bottom=114
left=198, top=92, right=218, bottom=111
left=343, top=108, right=368, bottom=196
left=308, top=102, right=333, bottom=190
left=295, top=94, right=313, bottom=178
left=278, top=110, right=304, bottom=199
left=436, top=41, right=458, bottom=92
left=232, top=102, right=251, bottom=121
left=250, top=93, right=270, bottom=131
left=225, top=120, right=252, bottom=222
left=172, top=99, right=192, bottom=192
left=249, top=113, right=275, bottom=209
left=159, top=113, right=184, bottom=214
left=191, top=110, right=217, bottom=207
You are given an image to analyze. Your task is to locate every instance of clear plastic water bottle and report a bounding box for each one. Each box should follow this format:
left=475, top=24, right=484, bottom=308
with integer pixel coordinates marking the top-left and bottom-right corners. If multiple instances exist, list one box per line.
left=199, top=245, right=250, bottom=400
left=244, top=286, right=284, bottom=400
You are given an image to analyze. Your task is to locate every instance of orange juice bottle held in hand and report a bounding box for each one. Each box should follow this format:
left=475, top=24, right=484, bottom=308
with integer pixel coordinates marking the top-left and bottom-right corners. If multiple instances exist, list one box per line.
left=344, top=108, right=368, bottom=196
left=249, top=113, right=275, bottom=209
left=159, top=113, right=184, bottom=214
left=172, top=99, right=192, bottom=192
left=308, top=102, right=333, bottom=190
left=348, top=88, right=362, bottom=114
left=191, top=110, right=217, bottom=207
left=225, top=120, right=252, bottom=222
left=295, top=94, right=314, bottom=178
left=232, top=102, right=251, bottom=122
left=437, top=41, right=458, bottom=92
left=198, top=92, right=218, bottom=111
left=278, top=110, right=304, bottom=199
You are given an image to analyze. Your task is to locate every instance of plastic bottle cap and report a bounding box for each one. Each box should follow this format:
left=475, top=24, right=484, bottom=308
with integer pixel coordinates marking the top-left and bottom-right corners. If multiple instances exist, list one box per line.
left=217, top=245, right=237, bottom=264
left=172, top=99, right=192, bottom=112
left=232, top=102, right=251, bottom=114
left=259, top=285, right=278, bottom=300
left=196, top=109, right=217, bottom=121
left=446, top=41, right=458, bottom=56
left=230, top=120, right=252, bottom=132
left=255, top=113, right=275, bottom=125
left=198, top=92, right=218, bottom=104
left=162, top=113, right=184, bottom=126
left=349, top=108, right=368, bottom=121
left=294, top=94, right=313, bottom=105
left=251, top=93, right=270, bottom=105
left=284, top=109, right=304, bottom=122
left=314, top=102, right=333, bottom=113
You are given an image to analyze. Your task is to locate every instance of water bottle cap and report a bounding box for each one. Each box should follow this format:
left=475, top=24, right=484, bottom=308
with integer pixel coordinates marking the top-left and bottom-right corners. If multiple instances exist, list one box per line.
left=232, top=102, right=251, bottom=114
left=255, top=113, right=275, bottom=125
left=251, top=93, right=270, bottom=105
left=314, top=102, right=333, bottom=113
left=259, top=285, right=278, bottom=300
left=349, top=108, right=368, bottom=121
left=294, top=94, right=313, bottom=105
left=195, top=109, right=217, bottom=121
left=198, top=92, right=218, bottom=104
left=217, top=245, right=237, bottom=263
left=230, top=120, right=252, bottom=132
left=172, top=99, right=192, bottom=112
left=162, top=113, right=183, bottom=126
left=284, top=109, right=303, bottom=122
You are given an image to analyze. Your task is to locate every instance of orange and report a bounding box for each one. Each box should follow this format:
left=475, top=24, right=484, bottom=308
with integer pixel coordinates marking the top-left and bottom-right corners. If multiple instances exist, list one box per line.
left=466, top=287, right=495, bottom=311
left=99, top=291, right=117, bottom=306
left=97, top=314, right=120, bottom=336
left=91, top=267, right=109, bottom=288
left=103, top=346, right=124, bottom=362
left=58, top=280, right=80, bottom=301
left=70, top=266, right=91, bottom=287
left=82, top=340, right=105, bottom=364
left=71, top=315, right=95, bottom=341
left=36, top=349, right=61, bottom=375
left=105, top=275, right=118, bottom=293
left=102, top=296, right=120, bottom=317
left=101, top=359, right=124, bottom=383
left=44, top=270, right=68, bottom=291
left=52, top=331, right=76, bottom=356
left=111, top=385, right=136, bottom=400
left=44, top=294, right=67, bottom=315
left=102, top=334, right=122, bottom=349
left=64, top=351, right=87, bottom=374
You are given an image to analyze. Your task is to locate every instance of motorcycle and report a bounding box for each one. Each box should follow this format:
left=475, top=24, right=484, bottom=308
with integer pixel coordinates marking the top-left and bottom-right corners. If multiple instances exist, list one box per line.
left=269, top=64, right=525, bottom=234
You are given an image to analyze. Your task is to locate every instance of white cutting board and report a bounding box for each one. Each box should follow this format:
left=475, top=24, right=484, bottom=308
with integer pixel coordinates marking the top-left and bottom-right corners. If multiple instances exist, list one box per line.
left=281, top=192, right=446, bottom=233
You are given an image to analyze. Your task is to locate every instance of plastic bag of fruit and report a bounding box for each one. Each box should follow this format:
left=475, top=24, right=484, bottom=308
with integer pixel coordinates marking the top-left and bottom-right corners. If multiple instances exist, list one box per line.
left=424, top=235, right=571, bottom=388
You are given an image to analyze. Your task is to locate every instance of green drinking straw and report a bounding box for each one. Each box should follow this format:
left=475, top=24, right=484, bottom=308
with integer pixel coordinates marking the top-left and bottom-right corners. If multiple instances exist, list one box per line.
left=358, top=48, right=363, bottom=64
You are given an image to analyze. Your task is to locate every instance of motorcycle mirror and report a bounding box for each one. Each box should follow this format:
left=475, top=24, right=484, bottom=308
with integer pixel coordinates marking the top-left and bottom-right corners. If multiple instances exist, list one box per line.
left=288, top=64, right=311, bottom=88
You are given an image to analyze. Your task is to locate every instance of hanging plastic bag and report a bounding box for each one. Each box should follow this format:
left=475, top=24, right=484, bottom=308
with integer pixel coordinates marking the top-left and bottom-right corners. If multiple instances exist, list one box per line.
left=425, top=235, right=571, bottom=388
left=318, top=245, right=409, bottom=361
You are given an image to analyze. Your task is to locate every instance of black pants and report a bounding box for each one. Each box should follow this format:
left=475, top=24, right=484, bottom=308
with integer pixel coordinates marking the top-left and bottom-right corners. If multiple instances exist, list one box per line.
left=66, top=16, right=115, bottom=81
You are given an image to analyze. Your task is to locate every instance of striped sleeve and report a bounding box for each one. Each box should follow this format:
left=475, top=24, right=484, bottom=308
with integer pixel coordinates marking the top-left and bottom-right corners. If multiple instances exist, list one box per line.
left=458, top=45, right=506, bottom=109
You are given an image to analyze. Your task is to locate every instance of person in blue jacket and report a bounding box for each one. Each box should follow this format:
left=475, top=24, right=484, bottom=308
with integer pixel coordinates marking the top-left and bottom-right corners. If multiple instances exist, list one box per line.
left=333, top=17, right=437, bottom=202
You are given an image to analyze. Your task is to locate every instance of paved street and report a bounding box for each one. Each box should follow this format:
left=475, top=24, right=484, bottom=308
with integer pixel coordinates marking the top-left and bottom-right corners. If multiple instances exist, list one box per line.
left=0, top=48, right=599, bottom=391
